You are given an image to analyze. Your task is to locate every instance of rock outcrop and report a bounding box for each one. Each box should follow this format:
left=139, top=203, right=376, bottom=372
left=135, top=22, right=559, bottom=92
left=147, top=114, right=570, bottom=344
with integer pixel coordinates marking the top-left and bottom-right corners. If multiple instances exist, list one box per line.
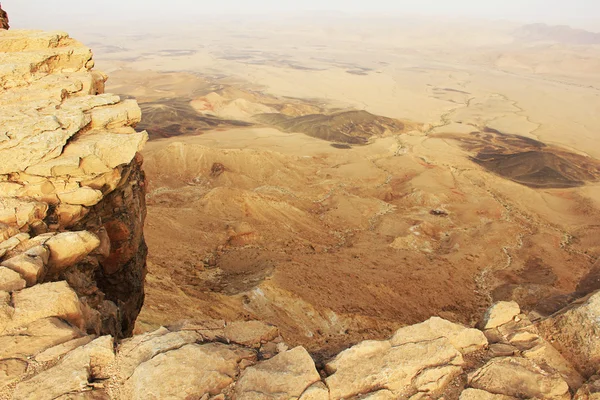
left=538, top=290, right=600, bottom=378
left=0, top=4, right=8, bottom=30
left=0, top=28, right=148, bottom=396
left=2, top=28, right=600, bottom=400
left=3, top=295, right=598, bottom=399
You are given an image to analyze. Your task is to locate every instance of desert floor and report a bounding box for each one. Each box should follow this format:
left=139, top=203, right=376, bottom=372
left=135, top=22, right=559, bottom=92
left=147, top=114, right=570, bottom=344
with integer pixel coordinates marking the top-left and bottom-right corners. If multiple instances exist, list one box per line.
left=79, top=16, right=600, bottom=357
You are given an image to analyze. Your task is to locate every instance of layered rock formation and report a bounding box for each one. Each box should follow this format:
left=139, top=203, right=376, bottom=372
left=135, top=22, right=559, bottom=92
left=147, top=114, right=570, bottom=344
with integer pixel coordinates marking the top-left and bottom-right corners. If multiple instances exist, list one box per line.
left=0, top=28, right=148, bottom=395
left=0, top=4, right=8, bottom=30
left=2, top=29, right=600, bottom=400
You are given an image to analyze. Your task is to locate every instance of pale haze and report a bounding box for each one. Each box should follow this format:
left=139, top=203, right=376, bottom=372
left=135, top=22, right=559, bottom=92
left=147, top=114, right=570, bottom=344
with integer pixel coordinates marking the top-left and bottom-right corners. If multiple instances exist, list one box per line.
left=3, top=0, right=600, bottom=31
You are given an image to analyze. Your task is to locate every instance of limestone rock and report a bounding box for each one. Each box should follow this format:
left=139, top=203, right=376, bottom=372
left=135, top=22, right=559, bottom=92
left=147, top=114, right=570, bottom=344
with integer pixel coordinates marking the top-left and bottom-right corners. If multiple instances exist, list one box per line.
left=3, top=233, right=54, bottom=259
left=62, top=129, right=148, bottom=170
left=0, top=232, right=29, bottom=256
left=45, top=231, right=100, bottom=272
left=481, top=301, right=521, bottom=329
left=488, top=343, right=519, bottom=357
left=167, top=319, right=227, bottom=341
left=299, top=382, right=330, bottom=400
left=36, top=335, right=94, bottom=363
left=0, top=30, right=77, bottom=53
left=0, top=197, right=47, bottom=230
left=0, top=359, right=27, bottom=388
left=124, top=343, right=254, bottom=400
left=235, top=346, right=320, bottom=400
left=523, top=342, right=584, bottom=390
left=89, top=99, right=141, bottom=129
left=116, top=328, right=200, bottom=379
left=0, top=28, right=149, bottom=398
left=0, top=266, right=26, bottom=291
left=1, top=245, right=49, bottom=285
left=414, top=365, right=463, bottom=396
left=224, top=320, right=280, bottom=348
left=538, top=290, right=600, bottom=377
left=57, top=186, right=104, bottom=206
left=468, top=357, right=570, bottom=399
left=13, top=336, right=115, bottom=400
left=390, top=316, right=488, bottom=354
left=0, top=317, right=83, bottom=359
left=0, top=28, right=147, bottom=339
left=7, top=281, right=84, bottom=331
left=325, top=337, right=464, bottom=399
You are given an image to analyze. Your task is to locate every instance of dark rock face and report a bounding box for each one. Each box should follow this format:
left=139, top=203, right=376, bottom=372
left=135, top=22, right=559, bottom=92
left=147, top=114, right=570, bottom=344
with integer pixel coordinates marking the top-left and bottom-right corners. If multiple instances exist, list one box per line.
left=72, top=154, right=148, bottom=338
left=0, top=3, right=8, bottom=30
left=255, top=110, right=405, bottom=144
left=439, top=130, right=600, bottom=189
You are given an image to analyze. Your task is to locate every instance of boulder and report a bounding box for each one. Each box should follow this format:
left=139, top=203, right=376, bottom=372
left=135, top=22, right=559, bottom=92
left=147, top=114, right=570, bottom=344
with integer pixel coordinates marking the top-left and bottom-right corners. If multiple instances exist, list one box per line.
left=13, top=336, right=115, bottom=400
left=116, top=328, right=200, bottom=379
left=523, top=342, right=584, bottom=390
left=390, top=316, right=488, bottom=354
left=124, top=343, right=255, bottom=399
left=0, top=317, right=83, bottom=359
left=480, top=301, right=521, bottom=329
left=0, top=232, right=29, bottom=257
left=325, top=337, right=464, bottom=399
left=0, top=266, right=26, bottom=291
left=45, top=231, right=100, bottom=272
left=235, top=346, right=320, bottom=399
left=468, top=357, right=570, bottom=399
left=537, top=290, right=600, bottom=377
left=7, top=281, right=84, bottom=331
left=299, top=382, right=330, bottom=400
left=1, top=245, right=48, bottom=286
left=223, top=320, right=280, bottom=348
left=36, top=335, right=94, bottom=363
left=57, top=187, right=103, bottom=207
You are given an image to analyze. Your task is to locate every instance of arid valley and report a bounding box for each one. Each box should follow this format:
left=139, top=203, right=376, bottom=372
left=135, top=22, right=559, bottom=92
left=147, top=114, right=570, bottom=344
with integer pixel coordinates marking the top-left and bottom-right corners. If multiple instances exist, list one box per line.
left=70, top=16, right=600, bottom=357
left=4, top=3, right=600, bottom=397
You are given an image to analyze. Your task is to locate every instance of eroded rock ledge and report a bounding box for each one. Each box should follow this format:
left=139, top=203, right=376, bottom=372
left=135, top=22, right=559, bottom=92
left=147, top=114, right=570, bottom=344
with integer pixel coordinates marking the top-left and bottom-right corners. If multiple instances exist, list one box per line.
left=1, top=29, right=600, bottom=400
left=0, top=28, right=148, bottom=395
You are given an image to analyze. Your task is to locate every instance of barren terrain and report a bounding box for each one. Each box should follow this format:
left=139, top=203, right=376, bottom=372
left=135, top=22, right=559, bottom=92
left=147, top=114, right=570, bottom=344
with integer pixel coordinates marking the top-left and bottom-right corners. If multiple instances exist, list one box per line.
left=83, top=16, right=600, bottom=357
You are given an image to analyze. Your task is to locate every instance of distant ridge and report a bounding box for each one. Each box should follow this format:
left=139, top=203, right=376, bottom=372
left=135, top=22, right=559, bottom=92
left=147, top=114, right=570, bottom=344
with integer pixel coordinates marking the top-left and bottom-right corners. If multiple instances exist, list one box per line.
left=515, top=23, right=600, bottom=45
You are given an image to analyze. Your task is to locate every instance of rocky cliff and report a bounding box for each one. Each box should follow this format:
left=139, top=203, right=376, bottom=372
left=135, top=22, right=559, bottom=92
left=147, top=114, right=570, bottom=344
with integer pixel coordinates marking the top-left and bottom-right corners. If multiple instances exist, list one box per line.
left=0, top=27, right=148, bottom=395
left=0, top=4, right=8, bottom=30
left=1, top=29, right=600, bottom=400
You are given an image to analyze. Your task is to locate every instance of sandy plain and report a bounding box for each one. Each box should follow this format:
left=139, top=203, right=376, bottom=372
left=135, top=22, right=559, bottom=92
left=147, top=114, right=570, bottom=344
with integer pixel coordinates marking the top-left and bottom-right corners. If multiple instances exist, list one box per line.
left=73, top=15, right=600, bottom=357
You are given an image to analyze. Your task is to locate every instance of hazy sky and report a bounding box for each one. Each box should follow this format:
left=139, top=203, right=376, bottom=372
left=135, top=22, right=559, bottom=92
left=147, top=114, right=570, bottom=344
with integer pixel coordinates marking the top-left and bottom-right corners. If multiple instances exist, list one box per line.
left=3, top=0, right=600, bottom=31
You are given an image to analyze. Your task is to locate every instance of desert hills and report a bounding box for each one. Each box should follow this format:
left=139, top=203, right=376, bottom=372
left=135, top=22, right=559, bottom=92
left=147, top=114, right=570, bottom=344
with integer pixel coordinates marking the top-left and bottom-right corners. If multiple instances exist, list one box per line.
left=80, top=16, right=600, bottom=358
left=2, top=6, right=600, bottom=398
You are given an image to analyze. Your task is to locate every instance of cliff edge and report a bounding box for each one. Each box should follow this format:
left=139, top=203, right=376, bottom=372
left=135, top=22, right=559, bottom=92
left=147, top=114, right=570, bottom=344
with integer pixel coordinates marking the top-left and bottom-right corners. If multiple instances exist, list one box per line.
left=1, top=29, right=600, bottom=400
left=0, top=4, right=8, bottom=30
